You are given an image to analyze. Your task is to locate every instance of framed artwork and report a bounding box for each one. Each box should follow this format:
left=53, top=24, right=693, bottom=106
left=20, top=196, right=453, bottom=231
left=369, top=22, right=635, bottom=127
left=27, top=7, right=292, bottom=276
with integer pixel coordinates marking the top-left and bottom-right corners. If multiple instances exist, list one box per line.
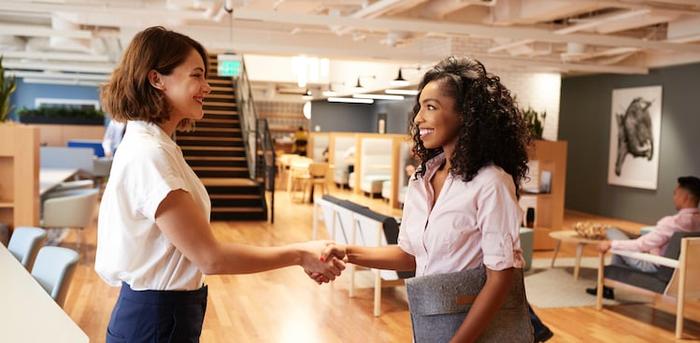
left=607, top=86, right=663, bottom=190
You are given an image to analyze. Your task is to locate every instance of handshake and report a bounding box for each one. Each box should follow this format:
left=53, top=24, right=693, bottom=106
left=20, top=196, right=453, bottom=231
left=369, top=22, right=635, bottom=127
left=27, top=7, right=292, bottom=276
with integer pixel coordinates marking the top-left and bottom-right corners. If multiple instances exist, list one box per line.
left=295, top=240, right=348, bottom=285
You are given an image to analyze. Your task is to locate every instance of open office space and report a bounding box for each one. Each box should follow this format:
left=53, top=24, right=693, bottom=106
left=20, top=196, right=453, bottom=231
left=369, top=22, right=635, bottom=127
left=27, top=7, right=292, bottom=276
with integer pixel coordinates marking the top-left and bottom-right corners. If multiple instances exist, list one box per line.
left=1, top=1, right=700, bottom=342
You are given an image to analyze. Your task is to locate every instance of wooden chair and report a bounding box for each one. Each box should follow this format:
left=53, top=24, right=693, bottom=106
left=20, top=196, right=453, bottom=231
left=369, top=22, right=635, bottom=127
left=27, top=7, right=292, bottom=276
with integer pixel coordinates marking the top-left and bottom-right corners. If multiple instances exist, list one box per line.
left=596, top=233, right=700, bottom=339
left=300, top=162, right=329, bottom=202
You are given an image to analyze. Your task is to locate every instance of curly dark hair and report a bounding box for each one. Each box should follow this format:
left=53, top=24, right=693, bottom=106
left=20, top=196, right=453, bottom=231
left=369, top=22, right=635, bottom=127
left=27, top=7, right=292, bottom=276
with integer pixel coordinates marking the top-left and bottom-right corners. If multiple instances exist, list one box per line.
left=410, top=56, right=531, bottom=193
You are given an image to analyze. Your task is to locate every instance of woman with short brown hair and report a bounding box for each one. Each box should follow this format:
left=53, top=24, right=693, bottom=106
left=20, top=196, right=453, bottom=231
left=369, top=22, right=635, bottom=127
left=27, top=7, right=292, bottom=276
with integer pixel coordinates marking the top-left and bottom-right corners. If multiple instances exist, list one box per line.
left=95, top=26, right=343, bottom=342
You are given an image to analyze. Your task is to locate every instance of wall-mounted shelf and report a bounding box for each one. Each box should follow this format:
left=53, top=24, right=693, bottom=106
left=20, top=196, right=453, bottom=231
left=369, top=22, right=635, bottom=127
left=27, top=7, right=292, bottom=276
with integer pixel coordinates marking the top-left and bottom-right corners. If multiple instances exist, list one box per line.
left=522, top=140, right=568, bottom=251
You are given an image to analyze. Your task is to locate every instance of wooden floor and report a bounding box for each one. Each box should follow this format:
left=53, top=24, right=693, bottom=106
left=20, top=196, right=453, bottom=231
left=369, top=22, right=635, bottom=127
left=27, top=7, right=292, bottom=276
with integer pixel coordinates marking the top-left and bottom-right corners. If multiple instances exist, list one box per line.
left=59, top=186, right=700, bottom=342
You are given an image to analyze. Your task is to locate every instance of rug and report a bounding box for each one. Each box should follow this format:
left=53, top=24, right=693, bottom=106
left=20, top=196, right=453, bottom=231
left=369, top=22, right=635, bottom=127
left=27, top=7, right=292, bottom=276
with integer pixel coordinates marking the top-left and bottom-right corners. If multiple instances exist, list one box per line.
left=524, top=257, right=654, bottom=308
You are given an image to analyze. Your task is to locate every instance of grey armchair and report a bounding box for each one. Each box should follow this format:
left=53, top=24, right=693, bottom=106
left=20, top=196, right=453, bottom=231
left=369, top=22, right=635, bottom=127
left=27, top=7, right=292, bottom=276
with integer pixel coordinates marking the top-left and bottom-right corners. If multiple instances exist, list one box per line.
left=596, top=232, right=700, bottom=338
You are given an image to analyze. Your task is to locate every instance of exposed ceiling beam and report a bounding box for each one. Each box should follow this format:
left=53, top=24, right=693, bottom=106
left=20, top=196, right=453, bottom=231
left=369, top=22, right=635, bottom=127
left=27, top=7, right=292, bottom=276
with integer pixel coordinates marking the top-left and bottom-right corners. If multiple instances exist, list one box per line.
left=4, top=61, right=113, bottom=74
left=423, top=0, right=482, bottom=19
left=334, top=0, right=412, bottom=36
left=228, top=8, right=700, bottom=53
left=491, top=0, right=607, bottom=25
left=3, top=2, right=699, bottom=54
left=187, top=26, right=648, bottom=74
left=0, top=23, right=92, bottom=39
left=561, top=47, right=641, bottom=62
left=489, top=9, right=652, bottom=53
left=553, top=0, right=700, bottom=14
left=555, top=9, right=652, bottom=35
left=489, top=39, right=535, bottom=53
left=643, top=0, right=700, bottom=7
left=469, top=53, right=649, bottom=74
left=0, top=50, right=111, bottom=63
left=4, top=70, right=109, bottom=81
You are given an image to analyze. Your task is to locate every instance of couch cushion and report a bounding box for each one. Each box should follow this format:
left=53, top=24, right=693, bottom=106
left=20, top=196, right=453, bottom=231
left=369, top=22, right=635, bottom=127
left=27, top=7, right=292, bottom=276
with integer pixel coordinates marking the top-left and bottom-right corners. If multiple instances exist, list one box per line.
left=657, top=232, right=700, bottom=282
left=605, top=265, right=669, bottom=294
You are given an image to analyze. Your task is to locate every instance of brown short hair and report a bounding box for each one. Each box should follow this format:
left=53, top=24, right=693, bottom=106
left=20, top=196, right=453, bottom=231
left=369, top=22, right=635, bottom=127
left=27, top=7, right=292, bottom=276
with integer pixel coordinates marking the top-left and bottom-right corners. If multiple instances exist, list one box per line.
left=101, top=26, right=208, bottom=127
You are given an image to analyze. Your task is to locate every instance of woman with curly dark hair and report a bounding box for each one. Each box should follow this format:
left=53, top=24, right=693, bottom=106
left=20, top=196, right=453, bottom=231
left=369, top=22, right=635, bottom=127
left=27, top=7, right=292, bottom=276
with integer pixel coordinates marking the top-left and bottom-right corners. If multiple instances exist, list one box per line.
left=320, top=56, right=547, bottom=342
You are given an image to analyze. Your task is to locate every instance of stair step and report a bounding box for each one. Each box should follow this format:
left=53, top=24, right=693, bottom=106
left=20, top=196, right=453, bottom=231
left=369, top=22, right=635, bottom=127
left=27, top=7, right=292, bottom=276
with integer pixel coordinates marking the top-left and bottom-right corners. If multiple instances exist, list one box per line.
left=192, top=166, right=248, bottom=172
left=178, top=136, right=241, bottom=142
left=196, top=123, right=241, bottom=130
left=210, top=86, right=234, bottom=92
left=179, top=131, right=242, bottom=139
left=203, top=114, right=237, bottom=121
left=194, top=171, right=250, bottom=178
left=186, top=156, right=246, bottom=161
left=206, top=93, right=235, bottom=100
left=199, top=117, right=239, bottom=123
left=210, top=194, right=260, bottom=200
left=204, top=109, right=238, bottom=115
left=204, top=101, right=237, bottom=107
left=181, top=146, right=244, bottom=151
left=212, top=207, right=265, bottom=213
left=182, top=127, right=241, bottom=133
left=208, top=79, right=232, bottom=85
left=202, top=178, right=257, bottom=187
left=212, top=200, right=264, bottom=208
left=189, top=161, right=247, bottom=167
left=179, top=140, right=242, bottom=148
left=210, top=211, right=268, bottom=221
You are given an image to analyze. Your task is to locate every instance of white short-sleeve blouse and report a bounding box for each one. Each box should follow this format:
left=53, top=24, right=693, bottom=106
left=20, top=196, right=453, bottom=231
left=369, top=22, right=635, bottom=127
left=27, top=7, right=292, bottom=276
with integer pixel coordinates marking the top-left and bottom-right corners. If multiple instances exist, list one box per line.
left=95, top=120, right=211, bottom=291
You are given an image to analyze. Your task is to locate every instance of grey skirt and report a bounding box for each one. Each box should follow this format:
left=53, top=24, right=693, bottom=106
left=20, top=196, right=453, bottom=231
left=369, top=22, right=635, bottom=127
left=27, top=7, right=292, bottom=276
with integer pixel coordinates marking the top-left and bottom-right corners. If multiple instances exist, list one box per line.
left=406, top=266, right=533, bottom=343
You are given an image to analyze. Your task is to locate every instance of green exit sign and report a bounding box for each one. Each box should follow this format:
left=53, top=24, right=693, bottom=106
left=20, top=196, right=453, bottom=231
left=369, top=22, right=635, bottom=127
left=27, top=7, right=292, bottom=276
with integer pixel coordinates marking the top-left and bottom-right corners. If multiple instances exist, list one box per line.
left=218, top=60, right=241, bottom=77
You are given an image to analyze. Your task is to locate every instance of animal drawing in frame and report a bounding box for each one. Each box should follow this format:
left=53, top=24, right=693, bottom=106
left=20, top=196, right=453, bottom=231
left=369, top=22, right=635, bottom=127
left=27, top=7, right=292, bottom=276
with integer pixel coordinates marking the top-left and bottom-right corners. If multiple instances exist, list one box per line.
left=608, top=86, right=662, bottom=190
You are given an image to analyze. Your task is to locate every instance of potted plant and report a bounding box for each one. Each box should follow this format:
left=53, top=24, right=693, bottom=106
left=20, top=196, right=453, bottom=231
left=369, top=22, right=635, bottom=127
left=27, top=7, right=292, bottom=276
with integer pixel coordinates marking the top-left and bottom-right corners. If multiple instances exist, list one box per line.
left=0, top=55, right=17, bottom=123
left=521, top=107, right=546, bottom=140
left=18, top=106, right=105, bottom=125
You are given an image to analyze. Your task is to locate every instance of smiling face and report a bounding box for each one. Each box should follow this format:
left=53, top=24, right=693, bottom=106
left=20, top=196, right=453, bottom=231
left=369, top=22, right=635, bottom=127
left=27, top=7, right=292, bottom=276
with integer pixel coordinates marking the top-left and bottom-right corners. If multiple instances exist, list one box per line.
left=413, top=80, right=462, bottom=152
left=156, top=48, right=211, bottom=121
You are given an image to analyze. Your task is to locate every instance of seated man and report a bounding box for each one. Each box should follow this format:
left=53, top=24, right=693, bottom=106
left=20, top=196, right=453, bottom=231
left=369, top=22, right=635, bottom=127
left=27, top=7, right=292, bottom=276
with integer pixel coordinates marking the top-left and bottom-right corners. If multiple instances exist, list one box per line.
left=586, top=176, right=700, bottom=299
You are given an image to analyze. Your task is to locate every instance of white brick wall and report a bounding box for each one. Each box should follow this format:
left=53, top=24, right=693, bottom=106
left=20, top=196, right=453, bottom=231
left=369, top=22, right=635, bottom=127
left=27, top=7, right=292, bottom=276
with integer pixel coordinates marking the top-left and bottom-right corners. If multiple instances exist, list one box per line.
left=494, top=70, right=561, bottom=141
left=449, top=37, right=562, bottom=140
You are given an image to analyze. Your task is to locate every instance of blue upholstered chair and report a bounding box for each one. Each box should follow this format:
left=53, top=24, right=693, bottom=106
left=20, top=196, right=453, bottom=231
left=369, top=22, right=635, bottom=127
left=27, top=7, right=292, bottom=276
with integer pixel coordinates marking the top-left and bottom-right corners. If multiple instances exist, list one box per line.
left=31, top=246, right=80, bottom=307
left=7, top=226, right=47, bottom=270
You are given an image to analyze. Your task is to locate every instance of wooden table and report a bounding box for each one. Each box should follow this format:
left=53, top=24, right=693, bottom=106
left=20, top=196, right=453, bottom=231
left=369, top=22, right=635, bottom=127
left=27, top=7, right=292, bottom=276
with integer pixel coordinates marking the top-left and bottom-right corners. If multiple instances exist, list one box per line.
left=39, top=168, right=79, bottom=196
left=549, top=230, right=605, bottom=280
left=0, top=244, right=88, bottom=342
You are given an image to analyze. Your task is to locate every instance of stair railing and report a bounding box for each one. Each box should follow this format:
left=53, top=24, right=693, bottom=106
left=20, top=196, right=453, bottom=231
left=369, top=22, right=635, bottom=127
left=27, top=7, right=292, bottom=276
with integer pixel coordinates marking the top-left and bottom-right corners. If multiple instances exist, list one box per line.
left=256, top=118, right=276, bottom=223
left=236, top=57, right=275, bottom=222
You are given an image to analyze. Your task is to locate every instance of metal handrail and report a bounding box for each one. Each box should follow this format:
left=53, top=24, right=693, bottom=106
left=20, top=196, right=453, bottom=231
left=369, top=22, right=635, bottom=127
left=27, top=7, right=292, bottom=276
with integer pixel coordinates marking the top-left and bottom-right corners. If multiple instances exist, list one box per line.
left=236, top=57, right=275, bottom=222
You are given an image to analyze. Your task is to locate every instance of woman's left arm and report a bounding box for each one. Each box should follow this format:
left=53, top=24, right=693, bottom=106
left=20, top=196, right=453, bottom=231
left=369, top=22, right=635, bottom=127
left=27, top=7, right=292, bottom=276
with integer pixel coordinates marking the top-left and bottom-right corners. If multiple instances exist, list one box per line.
left=450, top=267, right=514, bottom=343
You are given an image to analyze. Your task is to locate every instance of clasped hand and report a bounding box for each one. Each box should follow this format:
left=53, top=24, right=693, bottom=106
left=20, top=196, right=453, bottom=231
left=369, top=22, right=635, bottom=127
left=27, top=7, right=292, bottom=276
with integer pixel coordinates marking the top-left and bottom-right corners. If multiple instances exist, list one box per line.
left=298, top=241, right=347, bottom=284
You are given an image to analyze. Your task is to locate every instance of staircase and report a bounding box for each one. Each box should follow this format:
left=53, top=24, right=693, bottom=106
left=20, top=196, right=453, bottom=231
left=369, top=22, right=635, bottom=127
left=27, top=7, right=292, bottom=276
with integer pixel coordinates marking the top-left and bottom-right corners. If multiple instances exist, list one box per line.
left=175, top=57, right=268, bottom=221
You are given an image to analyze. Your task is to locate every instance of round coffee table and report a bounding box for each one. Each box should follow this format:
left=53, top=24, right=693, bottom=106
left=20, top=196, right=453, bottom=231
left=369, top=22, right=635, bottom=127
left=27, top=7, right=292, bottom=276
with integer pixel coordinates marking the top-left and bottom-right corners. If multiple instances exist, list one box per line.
left=548, top=230, right=605, bottom=280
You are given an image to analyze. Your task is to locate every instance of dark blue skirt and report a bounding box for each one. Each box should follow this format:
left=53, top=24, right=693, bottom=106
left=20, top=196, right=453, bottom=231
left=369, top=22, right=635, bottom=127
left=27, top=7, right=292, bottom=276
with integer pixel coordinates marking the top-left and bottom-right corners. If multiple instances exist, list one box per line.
left=106, top=282, right=208, bottom=343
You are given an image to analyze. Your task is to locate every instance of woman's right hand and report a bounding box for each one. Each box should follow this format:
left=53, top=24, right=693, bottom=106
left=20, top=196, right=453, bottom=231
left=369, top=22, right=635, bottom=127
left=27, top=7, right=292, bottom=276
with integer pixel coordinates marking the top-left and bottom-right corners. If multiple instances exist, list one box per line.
left=293, top=241, right=345, bottom=284
left=321, top=243, right=347, bottom=262
left=303, top=243, right=349, bottom=284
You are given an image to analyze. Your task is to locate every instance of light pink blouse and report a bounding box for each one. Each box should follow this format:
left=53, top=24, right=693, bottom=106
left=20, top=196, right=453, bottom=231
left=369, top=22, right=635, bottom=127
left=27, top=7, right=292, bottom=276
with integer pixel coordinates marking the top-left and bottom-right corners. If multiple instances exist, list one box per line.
left=398, top=153, right=525, bottom=277
left=611, top=207, right=700, bottom=256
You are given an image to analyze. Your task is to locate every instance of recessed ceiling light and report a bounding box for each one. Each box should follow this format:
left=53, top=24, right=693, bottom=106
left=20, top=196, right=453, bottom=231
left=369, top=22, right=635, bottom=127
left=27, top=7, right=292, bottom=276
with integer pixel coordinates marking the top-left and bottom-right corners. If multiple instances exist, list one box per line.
left=353, top=93, right=404, bottom=101
left=385, top=89, right=419, bottom=96
left=328, top=97, right=374, bottom=104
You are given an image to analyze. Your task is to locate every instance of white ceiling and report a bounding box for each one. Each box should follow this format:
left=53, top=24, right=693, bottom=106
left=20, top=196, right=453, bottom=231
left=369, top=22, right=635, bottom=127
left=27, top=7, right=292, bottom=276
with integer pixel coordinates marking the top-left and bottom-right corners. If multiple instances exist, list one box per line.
left=2, top=0, right=700, bottom=88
